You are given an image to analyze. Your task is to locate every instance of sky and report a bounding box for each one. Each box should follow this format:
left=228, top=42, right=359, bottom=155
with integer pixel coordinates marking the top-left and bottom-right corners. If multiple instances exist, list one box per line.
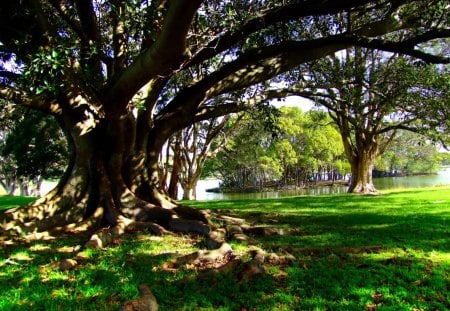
left=271, top=95, right=314, bottom=111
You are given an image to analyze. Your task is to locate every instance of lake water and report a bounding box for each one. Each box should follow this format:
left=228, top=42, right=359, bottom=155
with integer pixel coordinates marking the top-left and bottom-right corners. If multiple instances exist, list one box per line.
left=37, top=167, right=449, bottom=200
left=194, top=167, right=450, bottom=201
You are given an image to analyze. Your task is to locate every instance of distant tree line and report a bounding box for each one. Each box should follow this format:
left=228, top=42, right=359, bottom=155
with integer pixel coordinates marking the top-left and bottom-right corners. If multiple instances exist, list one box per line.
left=203, top=107, right=349, bottom=191
left=375, top=131, right=444, bottom=177
left=201, top=107, right=444, bottom=193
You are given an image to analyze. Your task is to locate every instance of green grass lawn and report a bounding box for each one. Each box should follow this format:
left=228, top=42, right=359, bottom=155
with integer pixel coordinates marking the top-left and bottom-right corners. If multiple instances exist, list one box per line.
left=0, top=195, right=37, bottom=211
left=1, top=187, right=449, bottom=310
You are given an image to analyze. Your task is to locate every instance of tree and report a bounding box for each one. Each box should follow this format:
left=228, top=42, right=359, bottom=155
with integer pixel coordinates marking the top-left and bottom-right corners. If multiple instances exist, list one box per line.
left=0, top=103, right=68, bottom=196
left=0, top=1, right=448, bottom=237
left=1, top=111, right=68, bottom=196
left=162, top=115, right=233, bottom=200
left=208, top=107, right=347, bottom=190
left=0, top=100, right=18, bottom=194
left=304, top=50, right=449, bottom=193
left=375, top=131, right=442, bottom=175
left=295, top=110, right=346, bottom=184
left=206, top=110, right=281, bottom=190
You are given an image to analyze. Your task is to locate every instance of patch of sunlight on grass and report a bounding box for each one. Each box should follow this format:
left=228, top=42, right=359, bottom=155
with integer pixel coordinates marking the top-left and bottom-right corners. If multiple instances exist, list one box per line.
left=10, top=251, right=33, bottom=261
left=350, top=223, right=394, bottom=230
left=82, top=285, right=103, bottom=298
left=51, top=287, right=70, bottom=299
left=29, top=244, right=51, bottom=252
left=129, top=234, right=197, bottom=256
left=229, top=241, right=250, bottom=255
left=46, top=270, right=70, bottom=282
left=358, top=247, right=406, bottom=259
left=428, top=250, right=450, bottom=263
left=19, top=276, right=34, bottom=285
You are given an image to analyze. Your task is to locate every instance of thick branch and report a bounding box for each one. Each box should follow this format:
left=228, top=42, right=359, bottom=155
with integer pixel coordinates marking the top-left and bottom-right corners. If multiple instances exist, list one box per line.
left=401, top=29, right=450, bottom=48
left=0, top=87, right=60, bottom=114
left=353, top=35, right=450, bottom=63
left=74, top=0, right=103, bottom=81
left=102, top=0, right=202, bottom=115
left=187, top=0, right=390, bottom=68
left=163, top=35, right=353, bottom=119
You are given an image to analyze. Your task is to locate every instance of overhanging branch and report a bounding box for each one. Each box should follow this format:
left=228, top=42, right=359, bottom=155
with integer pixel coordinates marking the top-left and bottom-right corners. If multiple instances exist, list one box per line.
left=0, top=87, right=61, bottom=114
left=187, top=0, right=392, bottom=68
left=102, top=1, right=202, bottom=114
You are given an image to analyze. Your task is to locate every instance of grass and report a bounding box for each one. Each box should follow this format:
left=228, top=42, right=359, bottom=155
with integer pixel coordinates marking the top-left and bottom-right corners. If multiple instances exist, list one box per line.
left=0, top=196, right=37, bottom=211
left=1, top=186, right=449, bottom=310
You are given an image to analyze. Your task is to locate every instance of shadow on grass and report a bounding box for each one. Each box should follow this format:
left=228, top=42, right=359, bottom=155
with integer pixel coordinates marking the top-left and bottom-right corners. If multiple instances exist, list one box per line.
left=0, top=235, right=278, bottom=310
left=257, top=212, right=450, bottom=252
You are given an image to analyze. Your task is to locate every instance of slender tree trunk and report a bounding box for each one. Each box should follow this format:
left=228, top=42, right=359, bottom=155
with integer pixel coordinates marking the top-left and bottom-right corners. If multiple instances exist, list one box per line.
left=167, top=134, right=182, bottom=199
left=19, top=179, right=30, bottom=196
left=182, top=183, right=197, bottom=200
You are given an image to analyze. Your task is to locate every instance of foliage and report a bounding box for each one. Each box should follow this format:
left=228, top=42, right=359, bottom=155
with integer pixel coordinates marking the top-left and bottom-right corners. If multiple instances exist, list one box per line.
left=1, top=186, right=449, bottom=310
left=375, top=131, right=443, bottom=175
left=207, top=107, right=347, bottom=189
left=0, top=102, right=68, bottom=195
left=440, top=152, right=450, bottom=166
left=284, top=47, right=450, bottom=192
left=1, top=111, right=68, bottom=181
left=160, top=115, right=234, bottom=200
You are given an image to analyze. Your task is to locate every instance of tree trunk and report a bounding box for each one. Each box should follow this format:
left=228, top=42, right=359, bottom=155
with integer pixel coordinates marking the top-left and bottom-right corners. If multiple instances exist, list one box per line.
left=347, top=150, right=377, bottom=194
left=335, top=111, right=379, bottom=194
left=0, top=114, right=209, bottom=238
left=182, top=184, right=197, bottom=200
left=167, top=134, right=182, bottom=199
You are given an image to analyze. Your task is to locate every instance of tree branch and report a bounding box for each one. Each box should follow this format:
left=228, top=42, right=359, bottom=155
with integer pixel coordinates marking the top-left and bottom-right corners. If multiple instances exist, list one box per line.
left=186, top=0, right=391, bottom=68
left=0, top=87, right=61, bottom=115
left=353, top=35, right=450, bottom=63
left=103, top=0, right=202, bottom=114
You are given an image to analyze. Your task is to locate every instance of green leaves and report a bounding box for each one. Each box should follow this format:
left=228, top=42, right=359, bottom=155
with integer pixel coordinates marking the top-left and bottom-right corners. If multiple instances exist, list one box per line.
left=1, top=110, right=68, bottom=180
left=207, top=107, right=346, bottom=188
left=23, top=47, right=70, bottom=95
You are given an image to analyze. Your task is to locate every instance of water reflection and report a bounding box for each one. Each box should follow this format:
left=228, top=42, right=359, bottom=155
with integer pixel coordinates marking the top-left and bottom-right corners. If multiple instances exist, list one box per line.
left=194, top=167, right=450, bottom=201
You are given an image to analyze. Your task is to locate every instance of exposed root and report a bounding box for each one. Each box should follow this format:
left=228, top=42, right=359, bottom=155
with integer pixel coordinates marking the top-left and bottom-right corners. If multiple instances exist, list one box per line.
left=119, top=284, right=158, bottom=311
left=172, top=205, right=210, bottom=224
left=1, top=193, right=212, bottom=243
left=156, top=215, right=299, bottom=283
left=349, top=182, right=379, bottom=194
left=162, top=242, right=234, bottom=271
left=168, top=218, right=210, bottom=235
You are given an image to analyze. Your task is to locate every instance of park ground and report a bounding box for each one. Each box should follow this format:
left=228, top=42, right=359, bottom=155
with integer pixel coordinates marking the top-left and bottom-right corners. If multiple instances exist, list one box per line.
left=1, top=186, right=449, bottom=310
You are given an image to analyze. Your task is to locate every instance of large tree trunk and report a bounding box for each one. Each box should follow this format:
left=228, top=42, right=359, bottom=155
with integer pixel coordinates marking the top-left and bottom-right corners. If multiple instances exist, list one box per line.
left=335, top=109, right=379, bottom=194
left=347, top=150, right=377, bottom=194
left=0, top=111, right=209, bottom=239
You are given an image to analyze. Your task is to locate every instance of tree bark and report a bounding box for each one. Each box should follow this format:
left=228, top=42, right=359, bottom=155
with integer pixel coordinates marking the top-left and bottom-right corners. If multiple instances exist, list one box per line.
left=336, top=111, right=379, bottom=194
left=181, top=181, right=197, bottom=201
left=347, top=150, right=377, bottom=194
